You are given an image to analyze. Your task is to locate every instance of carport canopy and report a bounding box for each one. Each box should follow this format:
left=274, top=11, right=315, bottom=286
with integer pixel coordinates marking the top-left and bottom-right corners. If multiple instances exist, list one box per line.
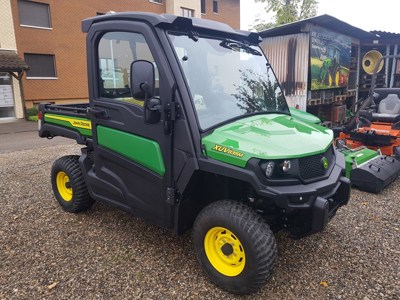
left=0, top=50, right=29, bottom=119
left=0, top=50, right=29, bottom=73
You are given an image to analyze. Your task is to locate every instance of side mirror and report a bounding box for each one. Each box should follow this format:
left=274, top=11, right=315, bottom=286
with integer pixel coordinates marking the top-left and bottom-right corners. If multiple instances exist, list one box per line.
left=130, top=60, right=161, bottom=124
left=130, top=60, right=155, bottom=100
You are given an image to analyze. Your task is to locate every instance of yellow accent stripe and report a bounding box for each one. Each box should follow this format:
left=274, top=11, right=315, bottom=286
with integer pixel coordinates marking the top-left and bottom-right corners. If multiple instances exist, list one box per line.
left=45, top=115, right=92, bottom=130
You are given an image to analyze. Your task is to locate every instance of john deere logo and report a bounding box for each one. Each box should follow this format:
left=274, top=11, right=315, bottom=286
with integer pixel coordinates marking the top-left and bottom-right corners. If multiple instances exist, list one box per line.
left=321, top=157, right=329, bottom=170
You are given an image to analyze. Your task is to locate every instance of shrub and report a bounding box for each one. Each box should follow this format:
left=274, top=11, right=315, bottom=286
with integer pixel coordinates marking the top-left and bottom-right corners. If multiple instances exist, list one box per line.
left=26, top=107, right=39, bottom=122
left=26, top=107, right=38, bottom=117
left=28, top=115, right=38, bottom=122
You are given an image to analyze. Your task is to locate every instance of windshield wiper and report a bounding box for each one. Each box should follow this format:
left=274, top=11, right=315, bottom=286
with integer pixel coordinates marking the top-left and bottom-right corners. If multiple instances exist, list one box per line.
left=202, top=110, right=291, bottom=132
left=219, top=39, right=262, bottom=56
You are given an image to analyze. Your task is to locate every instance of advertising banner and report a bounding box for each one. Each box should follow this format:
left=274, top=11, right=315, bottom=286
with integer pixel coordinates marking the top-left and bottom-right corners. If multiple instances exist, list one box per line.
left=310, top=27, right=351, bottom=90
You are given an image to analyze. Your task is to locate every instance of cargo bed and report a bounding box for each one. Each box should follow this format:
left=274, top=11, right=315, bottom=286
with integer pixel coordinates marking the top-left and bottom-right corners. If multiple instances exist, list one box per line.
left=38, top=103, right=92, bottom=144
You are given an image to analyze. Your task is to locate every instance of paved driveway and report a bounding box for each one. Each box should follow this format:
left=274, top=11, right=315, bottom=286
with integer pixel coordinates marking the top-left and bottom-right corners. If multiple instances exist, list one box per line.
left=0, top=120, right=73, bottom=153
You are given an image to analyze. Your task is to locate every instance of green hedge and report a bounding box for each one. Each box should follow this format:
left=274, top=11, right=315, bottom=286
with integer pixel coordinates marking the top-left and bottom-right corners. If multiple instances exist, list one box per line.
left=26, top=107, right=38, bottom=122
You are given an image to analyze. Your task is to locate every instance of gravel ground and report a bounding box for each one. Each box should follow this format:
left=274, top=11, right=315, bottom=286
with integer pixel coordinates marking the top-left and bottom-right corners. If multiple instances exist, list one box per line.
left=0, top=144, right=399, bottom=299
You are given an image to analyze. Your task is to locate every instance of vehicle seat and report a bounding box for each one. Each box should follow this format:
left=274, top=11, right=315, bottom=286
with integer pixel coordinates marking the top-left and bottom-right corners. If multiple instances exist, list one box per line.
left=377, top=94, right=400, bottom=115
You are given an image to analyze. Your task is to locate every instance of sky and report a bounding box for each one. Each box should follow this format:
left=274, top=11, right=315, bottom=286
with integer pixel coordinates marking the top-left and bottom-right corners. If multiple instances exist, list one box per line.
left=240, top=0, right=400, bottom=33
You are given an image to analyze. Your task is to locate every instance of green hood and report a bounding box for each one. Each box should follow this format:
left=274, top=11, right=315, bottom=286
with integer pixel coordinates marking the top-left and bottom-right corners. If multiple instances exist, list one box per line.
left=289, top=107, right=321, bottom=124
left=202, top=114, right=333, bottom=167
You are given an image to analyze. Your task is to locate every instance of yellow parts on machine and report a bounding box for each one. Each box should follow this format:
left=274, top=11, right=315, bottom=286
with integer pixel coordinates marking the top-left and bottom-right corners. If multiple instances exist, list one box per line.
left=204, top=226, right=246, bottom=276
left=362, top=50, right=384, bottom=75
left=45, top=114, right=92, bottom=130
left=56, top=171, right=73, bottom=201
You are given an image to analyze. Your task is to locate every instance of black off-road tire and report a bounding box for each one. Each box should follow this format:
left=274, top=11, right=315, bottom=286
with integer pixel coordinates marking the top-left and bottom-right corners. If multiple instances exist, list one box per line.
left=51, top=155, right=94, bottom=213
left=193, top=200, right=277, bottom=295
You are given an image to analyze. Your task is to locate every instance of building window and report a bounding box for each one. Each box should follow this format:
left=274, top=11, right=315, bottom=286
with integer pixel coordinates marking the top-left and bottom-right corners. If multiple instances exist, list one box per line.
left=181, top=7, right=194, bottom=18
left=213, top=0, right=218, bottom=13
left=201, top=0, right=206, bottom=14
left=149, top=0, right=163, bottom=4
left=24, top=54, right=57, bottom=78
left=18, top=0, right=51, bottom=29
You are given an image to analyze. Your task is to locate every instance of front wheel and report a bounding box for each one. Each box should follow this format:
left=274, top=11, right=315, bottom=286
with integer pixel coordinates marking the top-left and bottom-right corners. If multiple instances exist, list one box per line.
left=51, top=155, right=94, bottom=213
left=193, top=200, right=277, bottom=295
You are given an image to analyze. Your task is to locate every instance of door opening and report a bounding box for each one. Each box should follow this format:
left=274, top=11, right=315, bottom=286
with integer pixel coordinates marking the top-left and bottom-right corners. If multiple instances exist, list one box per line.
left=0, top=73, right=15, bottom=119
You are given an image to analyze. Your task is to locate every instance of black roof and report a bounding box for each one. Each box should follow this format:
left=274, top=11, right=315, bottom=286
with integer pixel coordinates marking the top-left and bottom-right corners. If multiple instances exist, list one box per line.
left=371, top=30, right=400, bottom=44
left=359, top=30, right=400, bottom=45
left=0, top=50, right=29, bottom=73
left=82, top=12, right=261, bottom=44
left=370, top=30, right=400, bottom=39
left=259, top=14, right=375, bottom=40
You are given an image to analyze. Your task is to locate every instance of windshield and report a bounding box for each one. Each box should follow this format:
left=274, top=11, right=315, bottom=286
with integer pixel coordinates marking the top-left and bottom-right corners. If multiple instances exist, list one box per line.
left=168, top=32, right=289, bottom=129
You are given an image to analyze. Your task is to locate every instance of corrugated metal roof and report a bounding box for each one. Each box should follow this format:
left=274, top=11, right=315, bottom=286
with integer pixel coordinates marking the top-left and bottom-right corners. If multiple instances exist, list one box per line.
left=370, top=30, right=400, bottom=38
left=0, top=50, right=29, bottom=72
left=259, top=14, right=374, bottom=40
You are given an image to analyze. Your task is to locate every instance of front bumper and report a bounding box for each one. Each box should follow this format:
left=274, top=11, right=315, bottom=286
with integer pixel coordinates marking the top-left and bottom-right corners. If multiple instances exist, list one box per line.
left=198, top=150, right=351, bottom=239
left=256, top=160, right=351, bottom=238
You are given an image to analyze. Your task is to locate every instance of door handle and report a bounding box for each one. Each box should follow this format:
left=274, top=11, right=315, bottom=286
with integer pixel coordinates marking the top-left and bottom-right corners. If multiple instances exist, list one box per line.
left=87, top=107, right=109, bottom=119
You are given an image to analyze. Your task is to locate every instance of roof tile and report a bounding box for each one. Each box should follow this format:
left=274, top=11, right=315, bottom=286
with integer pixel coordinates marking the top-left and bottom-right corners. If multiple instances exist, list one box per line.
left=0, top=50, right=29, bottom=72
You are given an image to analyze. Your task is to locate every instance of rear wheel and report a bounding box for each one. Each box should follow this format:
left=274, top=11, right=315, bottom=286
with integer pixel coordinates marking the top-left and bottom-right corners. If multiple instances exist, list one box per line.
left=51, top=155, right=94, bottom=213
left=193, top=200, right=277, bottom=295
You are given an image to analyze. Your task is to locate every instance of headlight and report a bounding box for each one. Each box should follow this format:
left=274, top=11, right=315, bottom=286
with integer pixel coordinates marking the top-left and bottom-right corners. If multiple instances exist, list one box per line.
left=260, top=159, right=297, bottom=180
left=282, top=160, right=291, bottom=173
left=264, top=161, right=275, bottom=178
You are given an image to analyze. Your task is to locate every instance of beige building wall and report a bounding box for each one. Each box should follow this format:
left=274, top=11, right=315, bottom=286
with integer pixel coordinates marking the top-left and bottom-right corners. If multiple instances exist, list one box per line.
left=0, top=0, right=24, bottom=118
left=12, top=78, right=24, bottom=118
left=0, top=0, right=17, bottom=50
left=166, top=0, right=201, bottom=18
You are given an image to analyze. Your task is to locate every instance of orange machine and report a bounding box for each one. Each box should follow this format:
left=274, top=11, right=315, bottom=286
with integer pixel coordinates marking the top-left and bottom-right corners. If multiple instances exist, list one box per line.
left=337, top=88, right=400, bottom=159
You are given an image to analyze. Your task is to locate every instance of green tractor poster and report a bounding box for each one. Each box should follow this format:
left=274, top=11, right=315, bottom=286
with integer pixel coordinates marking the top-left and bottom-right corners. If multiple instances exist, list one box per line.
left=310, top=27, right=351, bottom=90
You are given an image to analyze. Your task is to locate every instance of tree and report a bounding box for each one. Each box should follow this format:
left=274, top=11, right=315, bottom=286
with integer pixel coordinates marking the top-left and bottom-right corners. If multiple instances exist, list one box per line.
left=251, top=0, right=318, bottom=32
left=232, top=69, right=288, bottom=113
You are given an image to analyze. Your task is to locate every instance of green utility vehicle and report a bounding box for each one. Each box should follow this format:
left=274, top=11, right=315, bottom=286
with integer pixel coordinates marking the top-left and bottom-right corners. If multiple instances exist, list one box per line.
left=39, top=13, right=350, bottom=294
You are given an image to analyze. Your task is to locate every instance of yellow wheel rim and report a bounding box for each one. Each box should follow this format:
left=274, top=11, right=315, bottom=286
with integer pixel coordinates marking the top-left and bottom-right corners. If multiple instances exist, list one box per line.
left=204, top=227, right=246, bottom=277
left=56, top=171, right=73, bottom=201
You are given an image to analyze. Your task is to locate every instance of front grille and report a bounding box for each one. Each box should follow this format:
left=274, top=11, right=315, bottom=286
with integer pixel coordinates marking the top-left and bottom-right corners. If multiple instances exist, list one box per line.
left=299, top=146, right=335, bottom=181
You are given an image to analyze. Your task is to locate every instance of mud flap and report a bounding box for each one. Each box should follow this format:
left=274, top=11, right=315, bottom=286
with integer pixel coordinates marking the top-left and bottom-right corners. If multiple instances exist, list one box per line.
left=311, top=197, right=329, bottom=233
left=350, top=156, right=400, bottom=193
